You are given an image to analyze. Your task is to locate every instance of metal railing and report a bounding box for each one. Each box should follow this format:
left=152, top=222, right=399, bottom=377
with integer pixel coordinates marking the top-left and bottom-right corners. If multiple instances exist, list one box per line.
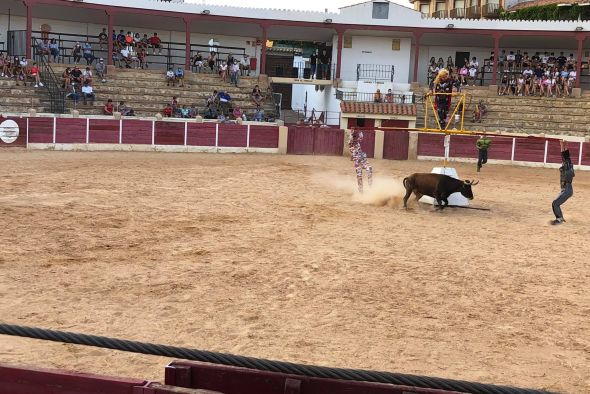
left=269, top=62, right=336, bottom=80
left=336, top=90, right=416, bottom=104
left=283, top=109, right=342, bottom=126
left=32, top=37, right=66, bottom=113
left=449, top=7, right=466, bottom=18
left=356, top=64, right=395, bottom=82
left=433, top=9, right=448, bottom=18
left=482, top=2, right=500, bottom=17
left=466, top=5, right=482, bottom=18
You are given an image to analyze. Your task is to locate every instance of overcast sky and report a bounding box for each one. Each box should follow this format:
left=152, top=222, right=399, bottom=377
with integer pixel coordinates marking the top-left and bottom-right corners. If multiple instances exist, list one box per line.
left=185, top=0, right=412, bottom=12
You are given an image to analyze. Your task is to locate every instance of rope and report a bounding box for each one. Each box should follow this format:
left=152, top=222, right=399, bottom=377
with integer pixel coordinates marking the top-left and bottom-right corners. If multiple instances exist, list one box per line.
left=0, top=323, right=554, bottom=394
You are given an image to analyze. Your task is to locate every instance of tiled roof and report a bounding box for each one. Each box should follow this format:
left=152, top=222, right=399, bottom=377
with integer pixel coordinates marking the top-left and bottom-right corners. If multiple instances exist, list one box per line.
left=508, top=0, right=588, bottom=9
left=340, top=102, right=417, bottom=116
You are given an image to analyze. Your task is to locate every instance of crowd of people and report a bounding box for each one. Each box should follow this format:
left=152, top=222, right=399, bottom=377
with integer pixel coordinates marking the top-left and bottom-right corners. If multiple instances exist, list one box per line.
left=0, top=54, right=44, bottom=88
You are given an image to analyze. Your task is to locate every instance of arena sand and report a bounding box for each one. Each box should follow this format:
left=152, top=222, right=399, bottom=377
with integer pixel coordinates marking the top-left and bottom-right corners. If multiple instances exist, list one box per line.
left=0, top=150, right=588, bottom=393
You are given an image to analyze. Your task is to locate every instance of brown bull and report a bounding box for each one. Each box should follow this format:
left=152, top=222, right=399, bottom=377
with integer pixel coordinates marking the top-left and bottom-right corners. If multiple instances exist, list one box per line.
left=403, top=173, right=479, bottom=210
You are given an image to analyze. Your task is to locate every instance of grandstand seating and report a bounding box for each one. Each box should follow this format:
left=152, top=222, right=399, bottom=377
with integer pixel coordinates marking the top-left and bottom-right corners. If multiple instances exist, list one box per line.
left=415, top=86, right=590, bottom=137
left=0, top=64, right=273, bottom=118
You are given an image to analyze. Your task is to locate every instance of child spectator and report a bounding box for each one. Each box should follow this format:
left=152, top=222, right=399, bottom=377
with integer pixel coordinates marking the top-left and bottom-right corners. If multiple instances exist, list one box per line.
left=175, top=67, right=185, bottom=87
left=120, top=46, right=132, bottom=68
left=96, top=59, right=107, bottom=83
left=166, top=68, right=175, bottom=86
left=125, top=31, right=134, bottom=47
left=62, top=67, right=71, bottom=88
left=104, top=99, right=114, bottom=115
left=72, top=42, right=82, bottom=64
left=139, top=34, right=149, bottom=50
left=98, top=28, right=108, bottom=50
left=251, top=85, right=263, bottom=106
left=459, top=64, right=468, bottom=85
left=192, top=51, right=204, bottom=73
left=180, top=105, right=190, bottom=118
left=207, top=51, right=217, bottom=72
left=49, top=38, right=59, bottom=63
left=232, top=105, right=242, bottom=120
left=229, top=60, right=240, bottom=87
left=219, top=61, right=228, bottom=83
left=81, top=81, right=95, bottom=105
left=149, top=33, right=162, bottom=55
left=82, top=67, right=93, bottom=84
left=138, top=49, right=147, bottom=69
left=163, top=104, right=173, bottom=117
left=119, top=101, right=135, bottom=116
left=30, top=62, right=44, bottom=88
left=116, top=30, right=126, bottom=50
left=66, top=83, right=80, bottom=103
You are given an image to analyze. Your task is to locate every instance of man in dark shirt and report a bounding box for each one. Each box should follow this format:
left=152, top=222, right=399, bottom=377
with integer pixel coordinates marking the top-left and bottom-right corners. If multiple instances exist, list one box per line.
left=557, top=52, right=567, bottom=68
left=70, top=66, right=83, bottom=84
left=319, top=49, right=330, bottom=80
left=98, top=28, right=108, bottom=50
left=310, top=51, right=318, bottom=79
left=551, top=140, right=575, bottom=225
left=515, top=50, right=523, bottom=69
left=116, top=30, right=126, bottom=49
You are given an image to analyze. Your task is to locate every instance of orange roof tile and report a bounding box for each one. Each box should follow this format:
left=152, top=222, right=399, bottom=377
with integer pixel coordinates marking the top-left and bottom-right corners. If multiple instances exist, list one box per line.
left=340, top=102, right=417, bottom=116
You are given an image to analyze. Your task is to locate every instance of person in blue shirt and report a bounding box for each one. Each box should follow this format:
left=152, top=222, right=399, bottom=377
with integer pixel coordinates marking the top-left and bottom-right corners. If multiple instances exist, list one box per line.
left=83, top=41, right=94, bottom=65
left=175, top=67, right=185, bottom=87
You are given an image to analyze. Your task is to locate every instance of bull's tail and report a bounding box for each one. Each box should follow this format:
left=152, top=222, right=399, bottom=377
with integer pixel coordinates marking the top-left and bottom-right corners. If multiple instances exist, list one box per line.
left=403, top=176, right=410, bottom=190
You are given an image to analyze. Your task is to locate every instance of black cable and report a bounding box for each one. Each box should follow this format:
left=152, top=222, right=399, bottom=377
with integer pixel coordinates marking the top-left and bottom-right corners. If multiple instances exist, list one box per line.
left=0, top=323, right=554, bottom=394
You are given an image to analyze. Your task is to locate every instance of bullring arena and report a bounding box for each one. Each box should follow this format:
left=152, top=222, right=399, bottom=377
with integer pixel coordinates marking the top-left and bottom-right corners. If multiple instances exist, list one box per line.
left=0, top=148, right=588, bottom=392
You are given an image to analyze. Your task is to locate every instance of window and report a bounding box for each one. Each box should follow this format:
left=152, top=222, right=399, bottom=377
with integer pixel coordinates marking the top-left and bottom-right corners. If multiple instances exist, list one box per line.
left=372, top=2, right=390, bottom=19
left=419, top=2, right=430, bottom=14
left=454, top=0, right=464, bottom=8
left=435, top=1, right=447, bottom=11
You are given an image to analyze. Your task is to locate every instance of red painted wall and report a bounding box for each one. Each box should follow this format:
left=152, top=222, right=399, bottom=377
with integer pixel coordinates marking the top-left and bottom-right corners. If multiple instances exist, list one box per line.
left=28, top=117, right=54, bottom=143
left=0, top=117, right=28, bottom=147
left=514, top=138, right=545, bottom=163
left=314, top=128, right=344, bottom=156
left=89, top=119, right=120, bottom=144
left=486, top=137, right=513, bottom=161
left=154, top=121, right=184, bottom=146
left=249, top=126, right=279, bottom=148
left=581, top=142, right=590, bottom=166
left=218, top=124, right=247, bottom=148
left=122, top=119, right=152, bottom=145
left=187, top=123, right=216, bottom=147
left=381, top=120, right=408, bottom=128
left=383, top=131, right=409, bottom=160
left=417, top=133, right=445, bottom=157
left=449, top=135, right=478, bottom=159
left=287, top=126, right=314, bottom=155
left=359, top=130, right=375, bottom=158
left=55, top=118, right=86, bottom=144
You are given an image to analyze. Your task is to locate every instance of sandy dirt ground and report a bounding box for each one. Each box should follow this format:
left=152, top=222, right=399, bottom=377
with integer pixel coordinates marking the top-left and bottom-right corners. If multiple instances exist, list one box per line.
left=0, top=150, right=588, bottom=393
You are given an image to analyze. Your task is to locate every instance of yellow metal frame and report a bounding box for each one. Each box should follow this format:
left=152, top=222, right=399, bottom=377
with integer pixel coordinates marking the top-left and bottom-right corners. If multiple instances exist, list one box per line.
left=423, top=92, right=467, bottom=134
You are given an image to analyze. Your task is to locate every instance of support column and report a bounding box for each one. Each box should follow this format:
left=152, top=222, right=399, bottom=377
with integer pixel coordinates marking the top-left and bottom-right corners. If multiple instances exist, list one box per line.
left=107, top=10, right=114, bottom=66
left=184, top=18, right=192, bottom=71
left=575, top=35, right=584, bottom=89
left=25, top=0, right=35, bottom=59
left=412, top=31, right=423, bottom=83
left=335, top=28, right=344, bottom=80
left=491, top=33, right=502, bottom=85
left=260, top=24, right=268, bottom=76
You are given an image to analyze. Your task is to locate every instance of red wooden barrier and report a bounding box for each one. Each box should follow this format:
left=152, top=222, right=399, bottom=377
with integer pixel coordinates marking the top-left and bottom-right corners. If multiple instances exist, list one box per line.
left=449, top=135, right=478, bottom=159
left=165, top=361, right=463, bottom=394
left=28, top=117, right=54, bottom=143
left=155, top=121, right=184, bottom=146
left=89, top=119, right=120, bottom=144
left=187, top=123, right=216, bottom=147
left=287, top=126, right=314, bottom=155
left=513, top=138, right=545, bottom=163
left=383, top=130, right=409, bottom=160
left=218, top=123, right=247, bottom=148
left=486, top=136, right=513, bottom=161
left=417, top=133, right=445, bottom=157
left=56, top=118, right=86, bottom=144
left=0, top=363, right=148, bottom=394
left=313, top=128, right=344, bottom=156
left=360, top=129, right=375, bottom=158
left=0, top=117, right=27, bottom=147
left=249, top=126, right=279, bottom=149
left=582, top=142, right=590, bottom=166
left=122, top=119, right=152, bottom=145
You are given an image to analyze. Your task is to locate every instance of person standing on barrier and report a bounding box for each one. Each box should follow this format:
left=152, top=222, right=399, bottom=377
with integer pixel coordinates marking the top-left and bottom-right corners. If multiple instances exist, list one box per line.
left=476, top=135, right=491, bottom=172
left=551, top=140, right=575, bottom=225
left=349, top=130, right=373, bottom=194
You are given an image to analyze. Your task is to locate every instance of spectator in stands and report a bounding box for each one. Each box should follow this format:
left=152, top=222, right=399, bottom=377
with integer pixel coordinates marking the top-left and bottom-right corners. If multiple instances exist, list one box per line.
left=459, top=63, right=468, bottom=85
left=189, top=105, right=198, bottom=118
left=14, top=64, right=25, bottom=87
left=70, top=66, right=83, bottom=85
left=506, top=51, right=515, bottom=71
left=436, top=57, right=444, bottom=69
left=207, top=51, right=217, bottom=73
left=175, top=67, right=185, bottom=87
left=149, top=33, right=162, bottom=55
left=310, top=50, right=318, bottom=79
left=166, top=68, right=175, bottom=86
left=497, top=49, right=506, bottom=70
left=373, top=89, right=383, bottom=103
left=138, top=34, right=149, bottom=50
left=251, top=85, right=263, bottom=106
left=192, top=51, right=204, bottom=73
left=37, top=38, right=50, bottom=61
left=446, top=56, right=454, bottom=70
left=508, top=74, right=516, bottom=95
left=515, top=50, right=523, bottom=70
left=73, top=42, right=82, bottom=64
left=219, top=61, right=228, bottom=83
left=384, top=89, right=393, bottom=103
left=226, top=53, right=235, bottom=67
left=171, top=96, right=179, bottom=116
left=522, top=52, right=531, bottom=68
left=98, top=28, right=108, bottom=50
left=125, top=32, right=134, bottom=47
left=548, top=52, right=557, bottom=68
left=204, top=106, right=218, bottom=119
left=129, top=46, right=139, bottom=69
left=133, top=32, right=142, bottom=47
left=138, top=49, right=148, bottom=69
left=104, top=99, right=114, bottom=115
left=49, top=38, right=59, bottom=63
left=163, top=104, right=173, bottom=117
left=29, top=62, right=44, bottom=88
left=0, top=55, right=6, bottom=77
left=230, top=60, right=240, bottom=87
left=119, top=101, right=135, bottom=116
left=232, top=105, right=242, bottom=120
left=61, top=67, right=71, bottom=88
left=83, top=41, right=94, bottom=65
left=66, top=83, right=81, bottom=103
left=319, top=49, right=330, bottom=79
left=240, top=54, right=250, bottom=76
left=180, top=105, right=191, bottom=118
left=468, top=57, right=478, bottom=86
left=218, top=91, right=232, bottom=115
left=82, top=66, right=93, bottom=85
left=566, top=53, right=575, bottom=68
left=96, top=59, right=107, bottom=83
left=19, top=57, right=28, bottom=73
left=116, top=30, right=126, bottom=50
left=253, top=104, right=264, bottom=122
left=120, top=46, right=132, bottom=68
left=82, top=81, right=95, bottom=105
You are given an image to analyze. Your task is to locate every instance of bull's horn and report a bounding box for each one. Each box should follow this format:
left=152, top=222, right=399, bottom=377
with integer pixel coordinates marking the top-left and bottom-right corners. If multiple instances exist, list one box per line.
left=464, top=180, right=471, bottom=185
left=471, top=180, right=479, bottom=186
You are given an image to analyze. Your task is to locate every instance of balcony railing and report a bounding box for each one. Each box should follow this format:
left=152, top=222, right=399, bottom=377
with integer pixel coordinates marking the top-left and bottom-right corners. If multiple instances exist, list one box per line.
left=269, top=61, right=336, bottom=80
left=432, top=9, right=448, bottom=18
left=466, top=4, right=482, bottom=18
left=336, top=90, right=416, bottom=104
left=356, top=64, right=395, bottom=82
left=482, top=2, right=500, bottom=17
left=449, top=7, right=466, bottom=18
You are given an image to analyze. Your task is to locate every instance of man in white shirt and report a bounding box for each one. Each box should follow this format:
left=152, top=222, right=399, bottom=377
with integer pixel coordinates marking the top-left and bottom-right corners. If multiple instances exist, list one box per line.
left=166, top=68, right=175, bottom=86
left=81, top=82, right=95, bottom=105
left=230, top=61, right=240, bottom=87
left=240, top=54, right=250, bottom=76
left=120, top=47, right=131, bottom=68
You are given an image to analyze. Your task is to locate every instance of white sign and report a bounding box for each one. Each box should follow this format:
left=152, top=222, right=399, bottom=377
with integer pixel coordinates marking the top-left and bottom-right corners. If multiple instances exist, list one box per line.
left=0, top=120, right=19, bottom=144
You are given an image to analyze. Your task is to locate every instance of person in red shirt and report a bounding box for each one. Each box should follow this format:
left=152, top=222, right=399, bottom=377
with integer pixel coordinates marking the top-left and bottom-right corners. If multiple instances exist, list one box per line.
left=30, top=63, right=44, bottom=88
left=163, top=104, right=172, bottom=117
left=148, top=33, right=162, bottom=55
left=104, top=99, right=114, bottom=115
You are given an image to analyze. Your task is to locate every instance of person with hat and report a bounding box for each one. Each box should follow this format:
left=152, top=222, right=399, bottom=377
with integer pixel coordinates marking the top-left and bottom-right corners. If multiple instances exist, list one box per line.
left=551, top=140, right=575, bottom=225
